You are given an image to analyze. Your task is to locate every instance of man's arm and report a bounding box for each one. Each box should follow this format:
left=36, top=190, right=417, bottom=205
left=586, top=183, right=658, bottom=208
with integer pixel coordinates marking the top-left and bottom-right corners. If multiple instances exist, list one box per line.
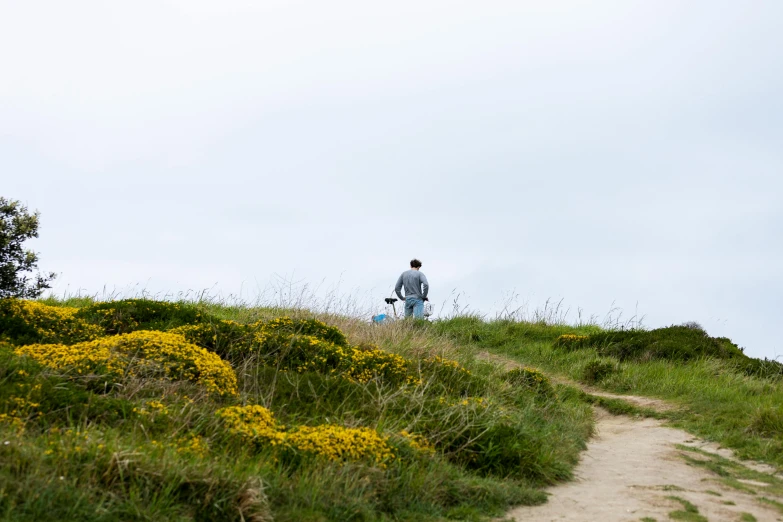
left=420, top=273, right=429, bottom=299
left=394, top=273, right=405, bottom=300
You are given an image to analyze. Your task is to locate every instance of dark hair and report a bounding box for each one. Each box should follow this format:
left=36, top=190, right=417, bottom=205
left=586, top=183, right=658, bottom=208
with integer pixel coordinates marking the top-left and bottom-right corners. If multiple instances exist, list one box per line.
left=410, top=259, right=422, bottom=268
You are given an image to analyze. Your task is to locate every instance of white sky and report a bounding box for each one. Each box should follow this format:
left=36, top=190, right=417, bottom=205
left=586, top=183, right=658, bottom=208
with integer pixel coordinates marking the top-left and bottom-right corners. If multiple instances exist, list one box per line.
left=2, top=1, right=781, bottom=358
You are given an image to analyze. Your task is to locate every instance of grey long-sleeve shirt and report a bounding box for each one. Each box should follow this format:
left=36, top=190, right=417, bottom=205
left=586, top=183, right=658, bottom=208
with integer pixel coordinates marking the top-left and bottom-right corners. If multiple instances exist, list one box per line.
left=395, top=270, right=429, bottom=301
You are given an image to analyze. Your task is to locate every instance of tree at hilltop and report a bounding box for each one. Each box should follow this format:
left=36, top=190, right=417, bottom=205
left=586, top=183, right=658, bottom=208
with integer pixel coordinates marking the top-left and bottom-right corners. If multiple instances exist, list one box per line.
left=0, top=197, right=56, bottom=298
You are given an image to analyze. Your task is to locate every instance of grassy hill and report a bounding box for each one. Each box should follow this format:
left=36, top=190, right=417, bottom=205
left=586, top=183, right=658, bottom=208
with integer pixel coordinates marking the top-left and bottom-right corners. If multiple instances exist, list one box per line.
left=1, top=298, right=781, bottom=521
left=432, top=317, right=783, bottom=467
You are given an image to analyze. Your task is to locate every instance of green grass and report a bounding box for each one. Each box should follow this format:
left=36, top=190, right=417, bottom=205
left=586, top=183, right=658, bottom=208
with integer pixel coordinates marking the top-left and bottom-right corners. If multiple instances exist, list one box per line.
left=580, top=392, right=663, bottom=418
left=431, top=316, right=783, bottom=468
left=674, top=444, right=783, bottom=515
left=740, top=513, right=758, bottom=522
left=0, top=298, right=595, bottom=521
left=759, top=497, right=783, bottom=514
left=675, top=445, right=783, bottom=498
left=665, top=496, right=707, bottom=521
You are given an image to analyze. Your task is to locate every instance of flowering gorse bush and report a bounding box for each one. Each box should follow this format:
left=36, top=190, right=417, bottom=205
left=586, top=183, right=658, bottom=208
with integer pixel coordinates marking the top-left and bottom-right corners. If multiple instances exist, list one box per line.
left=14, top=331, right=237, bottom=395
left=176, top=434, right=210, bottom=458
left=14, top=338, right=121, bottom=376
left=553, top=334, right=589, bottom=350
left=216, top=404, right=396, bottom=466
left=132, top=399, right=169, bottom=417
left=217, top=405, right=286, bottom=445
left=286, top=425, right=395, bottom=465
left=0, top=299, right=103, bottom=345
left=422, top=356, right=472, bottom=379
left=0, top=387, right=42, bottom=433
left=345, top=344, right=416, bottom=384
left=397, top=430, right=435, bottom=455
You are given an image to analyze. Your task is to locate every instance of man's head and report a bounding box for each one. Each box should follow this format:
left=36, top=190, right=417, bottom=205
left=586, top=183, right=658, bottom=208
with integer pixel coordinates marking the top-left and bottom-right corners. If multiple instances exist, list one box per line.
left=410, top=259, right=422, bottom=270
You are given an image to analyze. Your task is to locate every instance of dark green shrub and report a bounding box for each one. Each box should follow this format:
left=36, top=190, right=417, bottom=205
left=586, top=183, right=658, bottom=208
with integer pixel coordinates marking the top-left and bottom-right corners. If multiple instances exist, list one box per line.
left=747, top=407, right=783, bottom=437
left=581, top=326, right=746, bottom=362
left=74, top=299, right=207, bottom=334
left=503, top=367, right=553, bottom=396
left=260, top=317, right=348, bottom=347
left=581, top=359, right=619, bottom=384
left=739, top=358, right=783, bottom=380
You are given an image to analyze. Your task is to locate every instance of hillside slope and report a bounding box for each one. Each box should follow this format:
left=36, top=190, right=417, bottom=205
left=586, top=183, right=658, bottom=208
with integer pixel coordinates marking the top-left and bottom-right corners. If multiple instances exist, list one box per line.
left=431, top=317, right=783, bottom=468
left=2, top=299, right=781, bottom=521
left=0, top=298, right=592, bottom=522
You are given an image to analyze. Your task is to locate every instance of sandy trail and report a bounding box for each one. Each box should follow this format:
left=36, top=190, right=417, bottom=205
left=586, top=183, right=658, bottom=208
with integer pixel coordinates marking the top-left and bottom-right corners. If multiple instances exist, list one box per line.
left=506, top=408, right=783, bottom=522
left=474, top=352, right=783, bottom=521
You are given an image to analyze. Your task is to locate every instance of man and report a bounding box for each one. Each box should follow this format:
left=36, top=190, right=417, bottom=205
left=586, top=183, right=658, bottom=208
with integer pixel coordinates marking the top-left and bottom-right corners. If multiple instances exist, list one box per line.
left=394, top=259, right=429, bottom=319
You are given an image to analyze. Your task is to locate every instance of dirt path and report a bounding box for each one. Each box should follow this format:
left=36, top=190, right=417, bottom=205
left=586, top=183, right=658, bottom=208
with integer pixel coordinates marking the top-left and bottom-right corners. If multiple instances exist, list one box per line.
left=475, top=352, right=783, bottom=521
left=507, top=409, right=782, bottom=522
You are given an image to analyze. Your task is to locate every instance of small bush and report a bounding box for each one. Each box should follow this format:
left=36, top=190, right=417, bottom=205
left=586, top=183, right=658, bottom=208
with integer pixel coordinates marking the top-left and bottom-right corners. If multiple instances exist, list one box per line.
left=170, top=320, right=257, bottom=359
left=503, top=367, right=553, bottom=396
left=74, top=299, right=206, bottom=335
left=420, top=355, right=476, bottom=394
left=581, top=359, right=619, bottom=384
left=258, top=317, right=348, bottom=347
left=747, top=407, right=783, bottom=437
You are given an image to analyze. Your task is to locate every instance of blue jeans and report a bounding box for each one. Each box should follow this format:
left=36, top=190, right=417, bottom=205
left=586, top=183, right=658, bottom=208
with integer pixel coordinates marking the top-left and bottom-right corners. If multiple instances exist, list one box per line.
left=404, top=297, right=424, bottom=319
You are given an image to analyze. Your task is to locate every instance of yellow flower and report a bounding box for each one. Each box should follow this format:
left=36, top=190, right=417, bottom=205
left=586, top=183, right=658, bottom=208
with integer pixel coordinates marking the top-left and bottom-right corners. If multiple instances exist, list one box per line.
left=176, top=435, right=209, bottom=458
left=398, top=430, right=435, bottom=454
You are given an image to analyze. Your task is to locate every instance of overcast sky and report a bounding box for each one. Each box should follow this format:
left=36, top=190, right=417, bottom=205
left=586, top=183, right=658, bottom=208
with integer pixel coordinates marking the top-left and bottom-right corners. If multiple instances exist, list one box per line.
left=2, top=1, right=781, bottom=359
